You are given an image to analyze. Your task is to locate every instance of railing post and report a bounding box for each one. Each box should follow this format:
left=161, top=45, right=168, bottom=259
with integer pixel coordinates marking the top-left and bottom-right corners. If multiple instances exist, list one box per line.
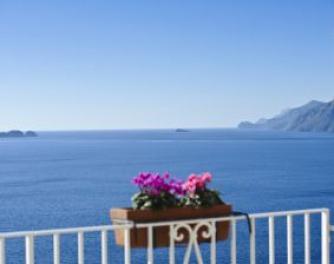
left=101, top=230, right=108, bottom=264
left=210, top=221, right=216, bottom=264
left=25, top=235, right=34, bottom=264
left=230, top=219, right=237, bottom=264
left=304, top=213, right=311, bottom=264
left=147, top=226, right=154, bottom=264
left=287, top=215, right=293, bottom=264
left=124, top=228, right=131, bottom=264
left=78, top=232, right=84, bottom=264
left=250, top=219, right=256, bottom=264
left=269, top=217, right=275, bottom=264
left=0, top=237, right=5, bottom=264
left=169, top=225, right=175, bottom=264
left=321, top=210, right=330, bottom=264
left=53, top=234, right=60, bottom=264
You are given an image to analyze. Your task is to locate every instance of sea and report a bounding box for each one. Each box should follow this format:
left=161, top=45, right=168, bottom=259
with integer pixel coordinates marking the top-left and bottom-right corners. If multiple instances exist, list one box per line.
left=0, top=129, right=334, bottom=263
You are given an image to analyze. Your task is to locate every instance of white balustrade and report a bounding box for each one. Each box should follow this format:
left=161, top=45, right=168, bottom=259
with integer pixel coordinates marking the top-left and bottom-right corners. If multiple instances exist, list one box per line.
left=0, top=208, right=331, bottom=264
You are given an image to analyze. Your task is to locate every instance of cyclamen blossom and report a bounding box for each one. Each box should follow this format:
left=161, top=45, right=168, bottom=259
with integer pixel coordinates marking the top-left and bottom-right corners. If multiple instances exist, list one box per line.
left=133, top=171, right=214, bottom=198
left=182, top=172, right=212, bottom=194
left=132, top=172, right=184, bottom=196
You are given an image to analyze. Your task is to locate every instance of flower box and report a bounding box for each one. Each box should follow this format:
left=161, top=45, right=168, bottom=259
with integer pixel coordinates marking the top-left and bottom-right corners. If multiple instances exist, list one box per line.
left=110, top=204, right=232, bottom=248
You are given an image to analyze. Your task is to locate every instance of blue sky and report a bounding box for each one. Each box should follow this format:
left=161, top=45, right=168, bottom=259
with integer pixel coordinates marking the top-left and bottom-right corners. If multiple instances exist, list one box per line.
left=0, top=0, right=333, bottom=130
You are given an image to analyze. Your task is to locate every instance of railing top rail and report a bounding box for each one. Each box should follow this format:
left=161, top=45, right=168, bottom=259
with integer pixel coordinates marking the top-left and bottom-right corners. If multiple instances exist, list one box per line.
left=0, top=223, right=133, bottom=239
left=250, top=207, right=329, bottom=218
left=0, top=208, right=328, bottom=239
left=136, top=208, right=329, bottom=228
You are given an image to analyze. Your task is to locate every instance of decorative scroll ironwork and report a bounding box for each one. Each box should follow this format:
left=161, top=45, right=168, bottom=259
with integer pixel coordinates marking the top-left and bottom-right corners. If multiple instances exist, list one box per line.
left=169, top=221, right=216, bottom=264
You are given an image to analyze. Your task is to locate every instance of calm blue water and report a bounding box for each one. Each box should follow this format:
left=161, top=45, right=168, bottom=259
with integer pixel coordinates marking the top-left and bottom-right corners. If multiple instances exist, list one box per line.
left=1, top=129, right=334, bottom=263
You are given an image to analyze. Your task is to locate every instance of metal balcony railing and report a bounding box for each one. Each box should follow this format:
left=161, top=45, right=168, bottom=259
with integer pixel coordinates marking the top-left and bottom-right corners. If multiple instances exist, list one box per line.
left=0, top=208, right=332, bottom=264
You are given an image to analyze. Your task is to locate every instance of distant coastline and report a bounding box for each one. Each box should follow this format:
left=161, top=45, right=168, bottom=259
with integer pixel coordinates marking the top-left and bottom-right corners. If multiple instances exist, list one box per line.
left=0, top=130, right=38, bottom=138
left=239, top=99, right=334, bottom=133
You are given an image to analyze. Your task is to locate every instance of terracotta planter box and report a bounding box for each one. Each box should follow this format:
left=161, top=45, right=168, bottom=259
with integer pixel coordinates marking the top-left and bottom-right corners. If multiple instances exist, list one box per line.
left=110, top=204, right=232, bottom=248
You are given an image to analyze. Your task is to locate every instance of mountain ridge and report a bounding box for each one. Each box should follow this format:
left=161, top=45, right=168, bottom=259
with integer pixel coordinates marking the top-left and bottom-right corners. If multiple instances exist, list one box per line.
left=238, top=99, right=334, bottom=133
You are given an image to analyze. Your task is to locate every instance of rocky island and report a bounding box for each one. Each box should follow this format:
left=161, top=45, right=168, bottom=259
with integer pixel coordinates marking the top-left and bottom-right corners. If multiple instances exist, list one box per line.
left=175, top=128, right=190, bottom=132
left=239, top=99, right=334, bottom=133
left=0, top=130, right=38, bottom=138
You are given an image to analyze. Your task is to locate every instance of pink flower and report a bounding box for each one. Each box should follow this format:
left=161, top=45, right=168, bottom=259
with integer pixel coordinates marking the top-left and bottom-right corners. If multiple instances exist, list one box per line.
left=197, top=178, right=205, bottom=189
left=182, top=172, right=214, bottom=194
left=188, top=174, right=197, bottom=181
left=201, top=172, right=212, bottom=183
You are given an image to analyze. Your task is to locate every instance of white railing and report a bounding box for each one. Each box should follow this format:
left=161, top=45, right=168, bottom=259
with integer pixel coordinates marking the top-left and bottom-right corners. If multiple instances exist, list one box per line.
left=0, top=208, right=331, bottom=263
left=0, top=224, right=133, bottom=264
